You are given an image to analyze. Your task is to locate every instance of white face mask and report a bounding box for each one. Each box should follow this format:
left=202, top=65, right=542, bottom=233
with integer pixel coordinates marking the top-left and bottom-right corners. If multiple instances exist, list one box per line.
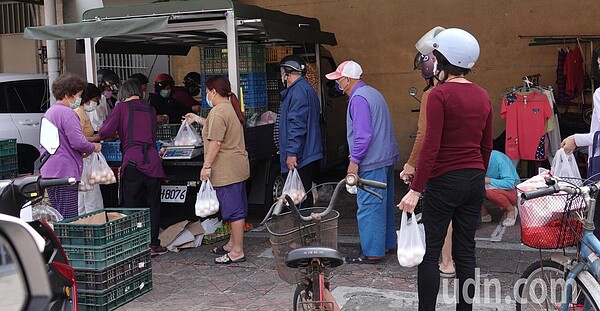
left=205, top=91, right=214, bottom=108
left=84, top=101, right=98, bottom=112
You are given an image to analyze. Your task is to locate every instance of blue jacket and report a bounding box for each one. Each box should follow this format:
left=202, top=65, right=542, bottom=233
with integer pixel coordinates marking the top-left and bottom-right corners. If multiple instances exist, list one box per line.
left=278, top=77, right=323, bottom=173
left=486, top=150, right=520, bottom=190
left=348, top=84, right=399, bottom=172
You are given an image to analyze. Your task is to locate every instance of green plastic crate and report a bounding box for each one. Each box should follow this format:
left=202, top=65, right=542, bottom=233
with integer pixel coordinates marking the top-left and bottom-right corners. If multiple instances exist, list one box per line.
left=77, top=270, right=153, bottom=311
left=63, top=229, right=150, bottom=269
left=0, top=138, right=17, bottom=156
left=55, top=208, right=150, bottom=247
left=75, top=250, right=152, bottom=291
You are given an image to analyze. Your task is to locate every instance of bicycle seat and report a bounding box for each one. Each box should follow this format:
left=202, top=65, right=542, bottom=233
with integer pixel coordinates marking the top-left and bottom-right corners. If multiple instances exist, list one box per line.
left=285, top=246, right=344, bottom=268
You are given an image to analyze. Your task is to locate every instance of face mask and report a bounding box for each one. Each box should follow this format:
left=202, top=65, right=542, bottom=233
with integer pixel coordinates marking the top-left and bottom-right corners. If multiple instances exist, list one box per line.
left=188, top=86, right=200, bottom=97
left=69, top=96, right=82, bottom=109
left=84, top=101, right=98, bottom=112
left=281, top=73, right=289, bottom=88
left=337, top=78, right=347, bottom=94
left=103, top=91, right=113, bottom=99
left=160, top=89, right=171, bottom=98
left=205, top=92, right=214, bottom=108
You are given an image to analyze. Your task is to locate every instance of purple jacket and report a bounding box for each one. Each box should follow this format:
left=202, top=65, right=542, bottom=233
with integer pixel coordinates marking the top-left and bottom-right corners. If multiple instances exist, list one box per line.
left=99, top=99, right=165, bottom=179
left=40, top=104, right=96, bottom=181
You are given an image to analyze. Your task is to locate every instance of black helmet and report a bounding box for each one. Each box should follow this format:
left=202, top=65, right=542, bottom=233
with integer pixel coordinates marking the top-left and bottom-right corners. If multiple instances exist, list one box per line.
left=129, top=73, right=149, bottom=85
left=97, top=69, right=120, bottom=92
left=277, top=55, right=307, bottom=75
left=183, top=72, right=201, bottom=87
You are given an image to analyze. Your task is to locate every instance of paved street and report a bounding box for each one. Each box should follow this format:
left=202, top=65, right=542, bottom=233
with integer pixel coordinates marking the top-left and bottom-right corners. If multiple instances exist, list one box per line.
left=116, top=179, right=568, bottom=310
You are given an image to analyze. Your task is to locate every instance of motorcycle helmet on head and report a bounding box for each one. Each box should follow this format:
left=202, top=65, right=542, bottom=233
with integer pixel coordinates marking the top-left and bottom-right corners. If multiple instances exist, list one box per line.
left=431, top=28, right=480, bottom=70
left=154, top=73, right=174, bottom=91
left=414, top=52, right=437, bottom=79
left=183, top=72, right=201, bottom=96
left=276, top=55, right=307, bottom=75
left=97, top=69, right=120, bottom=92
left=129, top=73, right=149, bottom=85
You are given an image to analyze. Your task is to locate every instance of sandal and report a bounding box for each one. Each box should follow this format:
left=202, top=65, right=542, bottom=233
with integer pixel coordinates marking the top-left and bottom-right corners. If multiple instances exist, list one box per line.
left=211, top=245, right=228, bottom=255
left=345, top=254, right=381, bottom=264
left=214, top=253, right=246, bottom=264
left=481, top=214, right=492, bottom=223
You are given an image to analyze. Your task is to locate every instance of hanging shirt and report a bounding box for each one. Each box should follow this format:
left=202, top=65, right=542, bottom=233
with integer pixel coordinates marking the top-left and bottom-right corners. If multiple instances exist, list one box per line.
left=555, top=49, right=571, bottom=104
left=501, top=92, right=552, bottom=161
left=564, top=46, right=585, bottom=98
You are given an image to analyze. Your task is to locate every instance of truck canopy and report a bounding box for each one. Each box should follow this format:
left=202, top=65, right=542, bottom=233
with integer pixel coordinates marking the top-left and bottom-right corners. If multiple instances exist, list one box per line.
left=24, top=0, right=337, bottom=55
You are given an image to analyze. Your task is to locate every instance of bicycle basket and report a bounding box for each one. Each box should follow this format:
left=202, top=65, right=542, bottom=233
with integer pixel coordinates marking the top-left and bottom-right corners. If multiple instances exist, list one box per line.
left=265, top=207, right=339, bottom=284
left=517, top=177, right=587, bottom=249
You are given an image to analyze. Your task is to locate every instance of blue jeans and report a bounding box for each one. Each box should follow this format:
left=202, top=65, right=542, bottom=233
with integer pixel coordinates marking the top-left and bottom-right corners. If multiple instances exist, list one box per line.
left=356, top=165, right=396, bottom=257
left=418, top=169, right=485, bottom=311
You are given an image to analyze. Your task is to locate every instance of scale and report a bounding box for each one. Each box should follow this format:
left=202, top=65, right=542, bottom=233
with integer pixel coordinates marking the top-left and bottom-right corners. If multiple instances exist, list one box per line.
left=161, top=144, right=203, bottom=160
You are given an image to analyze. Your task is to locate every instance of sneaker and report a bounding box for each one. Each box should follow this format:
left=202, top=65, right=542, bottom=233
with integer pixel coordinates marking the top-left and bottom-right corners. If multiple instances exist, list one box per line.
left=150, top=245, right=168, bottom=256
left=481, top=214, right=492, bottom=223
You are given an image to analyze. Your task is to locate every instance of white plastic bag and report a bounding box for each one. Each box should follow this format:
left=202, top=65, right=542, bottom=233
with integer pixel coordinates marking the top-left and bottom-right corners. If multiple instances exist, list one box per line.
left=78, top=156, right=94, bottom=191
left=88, top=152, right=116, bottom=185
left=174, top=123, right=202, bottom=146
left=195, top=179, right=219, bottom=218
left=281, top=169, right=306, bottom=205
left=397, top=210, right=426, bottom=267
left=551, top=148, right=581, bottom=178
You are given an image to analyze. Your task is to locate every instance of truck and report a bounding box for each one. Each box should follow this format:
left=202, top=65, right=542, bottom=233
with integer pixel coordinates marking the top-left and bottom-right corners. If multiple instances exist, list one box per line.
left=24, top=0, right=348, bottom=226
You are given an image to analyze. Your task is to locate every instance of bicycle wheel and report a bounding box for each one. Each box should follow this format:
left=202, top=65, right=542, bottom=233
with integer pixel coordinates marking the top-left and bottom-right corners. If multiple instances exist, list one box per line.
left=516, top=260, right=599, bottom=311
left=293, top=282, right=312, bottom=311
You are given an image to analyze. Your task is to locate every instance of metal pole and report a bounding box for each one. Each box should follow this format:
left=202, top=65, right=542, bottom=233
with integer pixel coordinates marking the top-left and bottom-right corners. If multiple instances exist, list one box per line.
left=225, top=10, right=239, bottom=98
left=84, top=38, right=97, bottom=84
left=44, top=0, right=59, bottom=104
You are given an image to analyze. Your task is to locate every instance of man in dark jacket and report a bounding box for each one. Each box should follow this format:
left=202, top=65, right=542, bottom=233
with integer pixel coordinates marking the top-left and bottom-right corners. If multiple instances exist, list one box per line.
left=277, top=55, right=323, bottom=207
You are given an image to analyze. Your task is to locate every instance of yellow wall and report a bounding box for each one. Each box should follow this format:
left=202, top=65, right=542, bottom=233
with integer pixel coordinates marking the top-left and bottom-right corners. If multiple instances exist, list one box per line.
left=0, top=34, right=38, bottom=73
left=239, top=0, right=600, bottom=164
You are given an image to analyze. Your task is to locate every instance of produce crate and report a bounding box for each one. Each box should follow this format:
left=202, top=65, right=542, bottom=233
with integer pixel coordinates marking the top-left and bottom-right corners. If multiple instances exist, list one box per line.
left=157, top=124, right=181, bottom=141
left=200, top=44, right=265, bottom=74
left=75, top=251, right=152, bottom=291
left=63, top=229, right=150, bottom=269
left=201, top=73, right=267, bottom=109
left=55, top=208, right=150, bottom=247
left=265, top=46, right=293, bottom=63
left=77, top=270, right=153, bottom=311
left=242, top=91, right=268, bottom=108
left=0, top=153, right=18, bottom=179
left=0, top=138, right=17, bottom=156
left=101, top=142, right=121, bottom=162
left=200, top=46, right=227, bottom=60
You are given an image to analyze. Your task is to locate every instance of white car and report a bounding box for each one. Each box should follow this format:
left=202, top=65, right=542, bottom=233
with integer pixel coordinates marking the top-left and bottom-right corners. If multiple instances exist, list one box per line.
left=0, top=73, right=49, bottom=174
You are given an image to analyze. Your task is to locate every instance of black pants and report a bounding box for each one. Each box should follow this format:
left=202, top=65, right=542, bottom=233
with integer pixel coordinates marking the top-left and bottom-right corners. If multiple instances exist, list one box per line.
left=418, top=169, right=485, bottom=311
left=283, top=160, right=318, bottom=208
left=121, top=166, right=162, bottom=246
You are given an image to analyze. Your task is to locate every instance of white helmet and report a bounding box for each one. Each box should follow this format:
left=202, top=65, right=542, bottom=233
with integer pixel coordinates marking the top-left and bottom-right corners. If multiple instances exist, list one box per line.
left=432, top=28, right=480, bottom=69
left=415, top=26, right=445, bottom=55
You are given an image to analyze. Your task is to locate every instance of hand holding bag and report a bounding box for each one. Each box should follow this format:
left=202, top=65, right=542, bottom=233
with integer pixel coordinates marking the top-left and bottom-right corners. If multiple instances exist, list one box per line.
left=551, top=148, right=581, bottom=178
left=174, top=123, right=202, bottom=146
left=396, top=210, right=426, bottom=267
left=280, top=169, right=306, bottom=205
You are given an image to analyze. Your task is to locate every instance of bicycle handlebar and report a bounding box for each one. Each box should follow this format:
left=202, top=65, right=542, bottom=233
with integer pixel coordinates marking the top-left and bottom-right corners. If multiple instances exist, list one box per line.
left=520, top=177, right=599, bottom=201
left=39, top=178, right=76, bottom=189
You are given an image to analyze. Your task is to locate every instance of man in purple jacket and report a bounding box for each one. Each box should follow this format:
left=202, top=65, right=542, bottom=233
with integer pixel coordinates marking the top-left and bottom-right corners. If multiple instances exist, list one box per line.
left=326, top=61, right=400, bottom=264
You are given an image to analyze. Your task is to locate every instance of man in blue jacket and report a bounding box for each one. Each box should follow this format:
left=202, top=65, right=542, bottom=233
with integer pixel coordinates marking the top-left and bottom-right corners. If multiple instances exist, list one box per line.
left=326, top=60, right=400, bottom=263
left=277, top=55, right=323, bottom=207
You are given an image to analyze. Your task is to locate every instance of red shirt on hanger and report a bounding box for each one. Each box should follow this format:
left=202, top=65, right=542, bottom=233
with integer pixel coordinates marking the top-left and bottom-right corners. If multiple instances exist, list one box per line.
left=563, top=46, right=585, bottom=97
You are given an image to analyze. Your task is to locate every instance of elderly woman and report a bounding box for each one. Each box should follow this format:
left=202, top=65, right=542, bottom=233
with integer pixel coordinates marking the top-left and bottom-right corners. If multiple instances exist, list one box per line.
left=99, top=79, right=168, bottom=256
left=41, top=73, right=102, bottom=219
left=185, top=75, right=249, bottom=264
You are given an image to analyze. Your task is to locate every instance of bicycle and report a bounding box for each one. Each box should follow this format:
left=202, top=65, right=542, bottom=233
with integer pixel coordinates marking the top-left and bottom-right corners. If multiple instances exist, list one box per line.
left=261, top=174, right=386, bottom=311
left=516, top=176, right=600, bottom=310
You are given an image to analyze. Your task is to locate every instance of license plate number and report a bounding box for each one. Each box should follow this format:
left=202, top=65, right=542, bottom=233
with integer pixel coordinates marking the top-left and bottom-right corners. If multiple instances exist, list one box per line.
left=161, top=186, right=187, bottom=203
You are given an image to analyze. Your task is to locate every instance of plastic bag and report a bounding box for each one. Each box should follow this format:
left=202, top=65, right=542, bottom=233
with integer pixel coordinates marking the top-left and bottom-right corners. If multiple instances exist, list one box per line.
left=259, top=111, right=277, bottom=125
left=281, top=169, right=306, bottom=205
left=195, top=179, right=220, bottom=218
left=78, top=156, right=94, bottom=191
left=174, top=123, right=202, bottom=146
left=88, top=152, right=116, bottom=185
left=551, top=148, right=581, bottom=178
left=397, top=210, right=425, bottom=267
left=32, top=205, right=64, bottom=223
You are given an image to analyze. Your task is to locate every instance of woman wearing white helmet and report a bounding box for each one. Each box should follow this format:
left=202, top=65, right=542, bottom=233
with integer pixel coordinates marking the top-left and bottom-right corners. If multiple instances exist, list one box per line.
left=399, top=28, right=494, bottom=311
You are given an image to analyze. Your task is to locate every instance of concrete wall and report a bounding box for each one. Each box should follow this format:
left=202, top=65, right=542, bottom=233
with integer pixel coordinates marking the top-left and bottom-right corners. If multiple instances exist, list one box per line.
left=0, top=34, right=38, bottom=73
left=239, top=0, right=600, bottom=164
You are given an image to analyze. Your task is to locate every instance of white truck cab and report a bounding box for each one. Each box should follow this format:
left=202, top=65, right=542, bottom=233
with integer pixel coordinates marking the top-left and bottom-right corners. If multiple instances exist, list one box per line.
left=0, top=73, right=49, bottom=174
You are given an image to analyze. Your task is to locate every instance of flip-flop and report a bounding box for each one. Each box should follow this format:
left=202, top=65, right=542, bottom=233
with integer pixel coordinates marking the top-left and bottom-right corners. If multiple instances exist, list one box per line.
left=211, top=245, right=228, bottom=255
left=439, top=270, right=456, bottom=278
left=345, top=254, right=381, bottom=264
left=215, top=253, right=246, bottom=264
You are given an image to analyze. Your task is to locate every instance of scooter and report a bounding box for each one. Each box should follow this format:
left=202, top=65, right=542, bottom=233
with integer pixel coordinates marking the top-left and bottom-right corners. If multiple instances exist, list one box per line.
left=0, top=117, right=77, bottom=311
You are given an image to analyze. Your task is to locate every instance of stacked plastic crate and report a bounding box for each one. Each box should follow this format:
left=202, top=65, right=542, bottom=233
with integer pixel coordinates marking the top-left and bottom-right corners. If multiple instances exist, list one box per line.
left=265, top=46, right=293, bottom=113
left=0, top=138, right=18, bottom=179
left=200, top=44, right=268, bottom=120
left=54, top=208, right=152, bottom=311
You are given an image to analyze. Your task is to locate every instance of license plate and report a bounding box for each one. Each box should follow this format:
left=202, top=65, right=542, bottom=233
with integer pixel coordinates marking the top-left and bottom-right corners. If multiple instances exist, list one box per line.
left=161, top=185, right=187, bottom=203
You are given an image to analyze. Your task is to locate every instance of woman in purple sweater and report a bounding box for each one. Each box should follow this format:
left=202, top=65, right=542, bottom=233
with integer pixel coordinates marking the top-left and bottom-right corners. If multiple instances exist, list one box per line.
left=41, top=73, right=101, bottom=219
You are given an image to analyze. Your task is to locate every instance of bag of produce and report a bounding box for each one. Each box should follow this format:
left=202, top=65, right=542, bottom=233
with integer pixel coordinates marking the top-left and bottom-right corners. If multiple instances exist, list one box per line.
left=396, top=210, right=425, bottom=267
left=78, top=156, right=94, bottom=191
left=88, top=152, right=117, bottom=185
left=195, top=179, right=219, bottom=218
left=174, top=123, right=202, bottom=146
left=280, top=169, right=306, bottom=206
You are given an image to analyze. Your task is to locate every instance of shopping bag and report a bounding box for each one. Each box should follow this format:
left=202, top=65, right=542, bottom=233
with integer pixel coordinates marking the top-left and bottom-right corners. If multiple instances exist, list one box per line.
left=78, top=156, right=94, bottom=191
left=588, top=131, right=600, bottom=181
left=195, top=179, right=219, bottom=218
left=88, top=152, right=116, bottom=185
left=396, top=210, right=426, bottom=267
left=551, top=148, right=581, bottom=178
left=280, top=169, right=306, bottom=205
left=173, top=123, right=202, bottom=146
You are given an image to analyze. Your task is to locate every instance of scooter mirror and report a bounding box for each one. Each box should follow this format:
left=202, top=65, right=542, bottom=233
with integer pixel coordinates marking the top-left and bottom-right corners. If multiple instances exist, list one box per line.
left=408, top=87, right=418, bottom=97
left=39, top=118, right=59, bottom=155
